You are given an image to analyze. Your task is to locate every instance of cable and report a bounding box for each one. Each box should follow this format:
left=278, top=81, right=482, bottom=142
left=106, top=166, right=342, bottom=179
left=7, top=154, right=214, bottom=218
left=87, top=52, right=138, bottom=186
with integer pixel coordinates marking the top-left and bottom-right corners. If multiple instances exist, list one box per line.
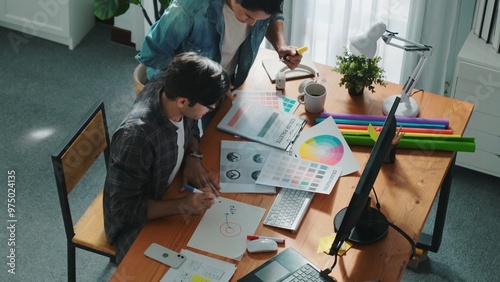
left=322, top=187, right=416, bottom=280
left=321, top=251, right=338, bottom=281
left=371, top=186, right=416, bottom=261
left=409, top=89, right=424, bottom=97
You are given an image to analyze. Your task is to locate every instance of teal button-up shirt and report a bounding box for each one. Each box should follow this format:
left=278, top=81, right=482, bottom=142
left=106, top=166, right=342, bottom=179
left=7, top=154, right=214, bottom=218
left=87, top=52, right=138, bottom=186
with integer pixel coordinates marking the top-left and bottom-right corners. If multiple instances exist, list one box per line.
left=135, top=0, right=283, bottom=88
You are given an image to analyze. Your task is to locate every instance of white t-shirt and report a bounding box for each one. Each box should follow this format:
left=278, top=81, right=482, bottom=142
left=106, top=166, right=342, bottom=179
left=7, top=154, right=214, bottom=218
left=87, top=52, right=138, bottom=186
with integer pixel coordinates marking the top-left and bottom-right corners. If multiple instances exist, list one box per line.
left=167, top=118, right=185, bottom=185
left=220, top=2, right=251, bottom=76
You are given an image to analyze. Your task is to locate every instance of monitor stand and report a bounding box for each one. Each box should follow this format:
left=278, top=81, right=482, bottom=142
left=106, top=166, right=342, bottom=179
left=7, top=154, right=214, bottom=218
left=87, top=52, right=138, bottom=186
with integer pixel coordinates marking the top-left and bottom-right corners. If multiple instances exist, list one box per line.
left=334, top=197, right=389, bottom=245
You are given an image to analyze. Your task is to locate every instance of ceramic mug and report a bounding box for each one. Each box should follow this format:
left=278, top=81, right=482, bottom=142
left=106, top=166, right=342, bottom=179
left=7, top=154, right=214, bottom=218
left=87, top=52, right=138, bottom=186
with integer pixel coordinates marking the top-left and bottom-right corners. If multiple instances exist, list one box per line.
left=297, top=83, right=327, bottom=113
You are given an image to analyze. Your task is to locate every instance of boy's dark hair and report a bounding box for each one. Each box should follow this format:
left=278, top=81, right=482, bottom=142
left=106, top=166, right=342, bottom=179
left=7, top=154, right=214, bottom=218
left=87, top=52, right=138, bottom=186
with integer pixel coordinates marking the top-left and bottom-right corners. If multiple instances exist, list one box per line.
left=164, top=52, right=230, bottom=106
left=237, top=0, right=283, bottom=15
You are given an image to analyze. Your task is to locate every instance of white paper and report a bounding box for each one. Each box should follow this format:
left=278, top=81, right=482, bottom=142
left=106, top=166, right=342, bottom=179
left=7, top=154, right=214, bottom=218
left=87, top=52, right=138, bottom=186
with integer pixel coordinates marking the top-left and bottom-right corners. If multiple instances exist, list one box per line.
left=256, top=150, right=342, bottom=195
left=292, top=116, right=360, bottom=176
left=220, top=140, right=276, bottom=194
left=187, top=197, right=265, bottom=260
left=160, top=249, right=236, bottom=282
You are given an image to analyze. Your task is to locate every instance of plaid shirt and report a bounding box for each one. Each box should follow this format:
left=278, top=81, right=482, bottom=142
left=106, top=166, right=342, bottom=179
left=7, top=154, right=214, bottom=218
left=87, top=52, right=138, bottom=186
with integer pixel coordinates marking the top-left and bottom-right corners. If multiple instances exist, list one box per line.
left=103, top=74, right=200, bottom=264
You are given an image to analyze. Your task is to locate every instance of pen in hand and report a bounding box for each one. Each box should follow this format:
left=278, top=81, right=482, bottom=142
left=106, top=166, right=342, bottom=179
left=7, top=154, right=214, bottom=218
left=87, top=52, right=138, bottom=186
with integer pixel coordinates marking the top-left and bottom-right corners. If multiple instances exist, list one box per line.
left=183, top=184, right=204, bottom=194
left=183, top=184, right=221, bottom=202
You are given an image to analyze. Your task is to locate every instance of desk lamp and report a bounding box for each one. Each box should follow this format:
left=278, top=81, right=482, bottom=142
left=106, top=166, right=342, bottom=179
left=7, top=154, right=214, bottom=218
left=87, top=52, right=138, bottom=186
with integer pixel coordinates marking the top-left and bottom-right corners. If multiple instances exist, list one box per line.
left=349, top=21, right=433, bottom=117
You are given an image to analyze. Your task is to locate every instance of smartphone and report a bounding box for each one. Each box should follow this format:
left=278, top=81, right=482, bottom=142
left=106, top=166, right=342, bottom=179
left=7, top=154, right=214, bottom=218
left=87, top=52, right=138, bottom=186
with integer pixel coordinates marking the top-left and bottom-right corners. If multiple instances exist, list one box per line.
left=144, top=243, right=186, bottom=268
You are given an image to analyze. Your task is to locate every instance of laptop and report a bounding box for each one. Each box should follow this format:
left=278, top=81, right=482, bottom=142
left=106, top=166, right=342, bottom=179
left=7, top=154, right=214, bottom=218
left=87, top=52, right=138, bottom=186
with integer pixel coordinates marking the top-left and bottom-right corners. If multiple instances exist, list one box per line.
left=238, top=247, right=334, bottom=282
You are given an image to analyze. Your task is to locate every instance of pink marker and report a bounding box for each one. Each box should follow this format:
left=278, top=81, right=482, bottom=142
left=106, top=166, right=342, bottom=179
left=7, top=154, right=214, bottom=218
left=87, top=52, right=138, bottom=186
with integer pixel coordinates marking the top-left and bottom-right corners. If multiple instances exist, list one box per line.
left=247, top=235, right=285, bottom=244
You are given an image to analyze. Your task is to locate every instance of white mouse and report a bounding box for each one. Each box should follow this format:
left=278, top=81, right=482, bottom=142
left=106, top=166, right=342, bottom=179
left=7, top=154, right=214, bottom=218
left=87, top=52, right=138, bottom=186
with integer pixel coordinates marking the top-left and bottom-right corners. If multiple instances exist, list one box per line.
left=247, top=239, right=278, bottom=253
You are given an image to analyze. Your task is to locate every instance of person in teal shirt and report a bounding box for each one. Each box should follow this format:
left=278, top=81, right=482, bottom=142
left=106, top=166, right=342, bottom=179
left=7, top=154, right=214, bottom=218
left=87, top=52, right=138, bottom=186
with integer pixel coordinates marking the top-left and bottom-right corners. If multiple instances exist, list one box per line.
left=136, top=0, right=302, bottom=91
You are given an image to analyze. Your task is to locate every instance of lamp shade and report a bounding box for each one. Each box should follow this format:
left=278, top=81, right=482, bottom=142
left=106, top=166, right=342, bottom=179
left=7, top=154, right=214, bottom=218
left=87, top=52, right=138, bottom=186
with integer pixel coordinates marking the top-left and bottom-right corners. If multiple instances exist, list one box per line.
left=349, top=21, right=386, bottom=58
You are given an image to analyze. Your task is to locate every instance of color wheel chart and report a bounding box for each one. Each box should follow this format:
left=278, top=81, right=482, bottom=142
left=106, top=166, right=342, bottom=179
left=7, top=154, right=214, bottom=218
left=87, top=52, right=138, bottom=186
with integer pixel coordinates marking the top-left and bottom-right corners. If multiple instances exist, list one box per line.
left=233, top=90, right=283, bottom=111
left=292, top=117, right=360, bottom=176
left=299, top=135, right=344, bottom=166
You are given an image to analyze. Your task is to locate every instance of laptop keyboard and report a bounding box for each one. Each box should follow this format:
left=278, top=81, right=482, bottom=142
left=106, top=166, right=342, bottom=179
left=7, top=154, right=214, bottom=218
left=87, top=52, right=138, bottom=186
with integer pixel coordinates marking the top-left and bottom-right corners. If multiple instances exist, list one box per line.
left=279, top=263, right=332, bottom=282
left=263, top=188, right=314, bottom=232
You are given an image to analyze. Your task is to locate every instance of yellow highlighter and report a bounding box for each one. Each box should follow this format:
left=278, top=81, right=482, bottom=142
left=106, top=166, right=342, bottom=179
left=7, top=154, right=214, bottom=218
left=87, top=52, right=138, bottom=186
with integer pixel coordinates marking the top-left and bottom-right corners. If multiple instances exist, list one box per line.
left=281, top=46, right=308, bottom=62
left=296, top=45, right=308, bottom=55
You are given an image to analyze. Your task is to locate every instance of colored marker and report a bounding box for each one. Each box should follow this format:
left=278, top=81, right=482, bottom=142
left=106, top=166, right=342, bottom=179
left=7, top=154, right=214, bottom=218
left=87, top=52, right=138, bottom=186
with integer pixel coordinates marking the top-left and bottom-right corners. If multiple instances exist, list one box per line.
left=281, top=45, right=308, bottom=61
left=183, top=184, right=204, bottom=194
left=296, top=46, right=308, bottom=55
left=247, top=235, right=285, bottom=243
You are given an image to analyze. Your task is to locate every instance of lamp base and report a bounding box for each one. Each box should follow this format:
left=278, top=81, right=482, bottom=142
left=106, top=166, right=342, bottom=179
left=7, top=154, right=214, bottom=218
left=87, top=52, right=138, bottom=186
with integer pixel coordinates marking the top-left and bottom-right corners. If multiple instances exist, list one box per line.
left=382, top=95, right=419, bottom=117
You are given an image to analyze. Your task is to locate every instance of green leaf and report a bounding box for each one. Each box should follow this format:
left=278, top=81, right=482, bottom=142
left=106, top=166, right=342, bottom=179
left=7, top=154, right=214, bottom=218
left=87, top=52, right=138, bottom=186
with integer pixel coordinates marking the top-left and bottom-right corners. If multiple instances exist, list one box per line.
left=94, top=0, right=130, bottom=20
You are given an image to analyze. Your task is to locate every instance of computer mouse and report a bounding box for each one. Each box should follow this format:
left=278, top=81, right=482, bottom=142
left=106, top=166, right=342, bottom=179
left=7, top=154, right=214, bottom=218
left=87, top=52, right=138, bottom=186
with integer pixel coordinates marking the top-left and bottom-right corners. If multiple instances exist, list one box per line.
left=247, top=239, right=278, bottom=253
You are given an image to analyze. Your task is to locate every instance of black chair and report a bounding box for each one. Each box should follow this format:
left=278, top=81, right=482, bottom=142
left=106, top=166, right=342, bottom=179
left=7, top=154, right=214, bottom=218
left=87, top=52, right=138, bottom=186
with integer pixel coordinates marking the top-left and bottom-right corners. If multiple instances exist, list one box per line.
left=51, top=101, right=115, bottom=281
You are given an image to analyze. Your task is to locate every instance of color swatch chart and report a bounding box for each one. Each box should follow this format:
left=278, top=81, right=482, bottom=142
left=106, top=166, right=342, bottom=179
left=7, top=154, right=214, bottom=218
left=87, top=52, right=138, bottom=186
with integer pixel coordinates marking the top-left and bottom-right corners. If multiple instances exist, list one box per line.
left=233, top=90, right=299, bottom=113
left=281, top=95, right=300, bottom=113
left=256, top=150, right=342, bottom=194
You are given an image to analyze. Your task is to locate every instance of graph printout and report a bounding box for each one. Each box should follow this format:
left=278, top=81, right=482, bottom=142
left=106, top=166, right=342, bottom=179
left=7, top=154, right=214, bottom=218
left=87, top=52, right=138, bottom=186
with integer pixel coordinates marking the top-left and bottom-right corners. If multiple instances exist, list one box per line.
left=219, top=140, right=276, bottom=194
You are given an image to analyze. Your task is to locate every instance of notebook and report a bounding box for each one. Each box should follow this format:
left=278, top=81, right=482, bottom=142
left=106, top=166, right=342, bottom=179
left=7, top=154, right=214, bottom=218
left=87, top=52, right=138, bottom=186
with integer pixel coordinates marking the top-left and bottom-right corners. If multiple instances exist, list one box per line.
left=262, top=55, right=319, bottom=83
left=238, top=247, right=334, bottom=282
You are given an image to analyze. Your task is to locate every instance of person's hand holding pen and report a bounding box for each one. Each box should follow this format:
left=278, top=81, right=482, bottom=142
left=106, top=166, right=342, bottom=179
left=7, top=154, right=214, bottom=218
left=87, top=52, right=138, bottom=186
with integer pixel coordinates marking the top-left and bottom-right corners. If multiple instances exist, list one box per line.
left=180, top=184, right=217, bottom=215
left=182, top=156, right=221, bottom=196
left=278, top=45, right=308, bottom=69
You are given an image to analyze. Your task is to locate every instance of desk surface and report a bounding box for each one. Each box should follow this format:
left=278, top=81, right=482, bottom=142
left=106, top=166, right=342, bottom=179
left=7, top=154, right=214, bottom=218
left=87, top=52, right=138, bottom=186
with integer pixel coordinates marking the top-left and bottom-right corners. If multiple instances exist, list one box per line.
left=111, top=49, right=473, bottom=282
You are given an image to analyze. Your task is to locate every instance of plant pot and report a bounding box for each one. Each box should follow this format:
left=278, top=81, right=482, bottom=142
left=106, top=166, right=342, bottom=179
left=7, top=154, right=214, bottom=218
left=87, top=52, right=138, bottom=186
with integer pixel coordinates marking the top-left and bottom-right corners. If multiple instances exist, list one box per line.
left=348, top=87, right=364, bottom=96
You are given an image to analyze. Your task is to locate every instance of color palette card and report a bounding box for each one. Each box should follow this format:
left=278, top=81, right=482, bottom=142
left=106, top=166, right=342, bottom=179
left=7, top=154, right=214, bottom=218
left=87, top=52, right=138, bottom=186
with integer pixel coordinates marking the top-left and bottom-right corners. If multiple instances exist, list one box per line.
left=256, top=150, right=342, bottom=194
left=233, top=90, right=299, bottom=113
left=279, top=94, right=300, bottom=113
left=292, top=116, right=360, bottom=176
left=233, top=90, right=283, bottom=111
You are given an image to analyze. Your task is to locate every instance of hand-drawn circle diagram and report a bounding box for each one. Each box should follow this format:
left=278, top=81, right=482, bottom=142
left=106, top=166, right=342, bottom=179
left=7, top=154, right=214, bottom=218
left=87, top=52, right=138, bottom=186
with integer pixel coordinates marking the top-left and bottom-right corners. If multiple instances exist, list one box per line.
left=220, top=213, right=242, bottom=237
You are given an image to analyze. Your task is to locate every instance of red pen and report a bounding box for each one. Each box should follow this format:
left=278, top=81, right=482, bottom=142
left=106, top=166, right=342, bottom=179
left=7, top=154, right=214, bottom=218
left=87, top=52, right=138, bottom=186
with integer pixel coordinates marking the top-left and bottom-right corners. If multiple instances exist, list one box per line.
left=247, top=235, right=285, bottom=244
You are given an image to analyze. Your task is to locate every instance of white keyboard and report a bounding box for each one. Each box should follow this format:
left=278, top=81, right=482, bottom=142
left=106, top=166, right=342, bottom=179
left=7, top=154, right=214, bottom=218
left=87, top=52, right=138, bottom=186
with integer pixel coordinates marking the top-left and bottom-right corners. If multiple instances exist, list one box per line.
left=263, top=188, right=314, bottom=232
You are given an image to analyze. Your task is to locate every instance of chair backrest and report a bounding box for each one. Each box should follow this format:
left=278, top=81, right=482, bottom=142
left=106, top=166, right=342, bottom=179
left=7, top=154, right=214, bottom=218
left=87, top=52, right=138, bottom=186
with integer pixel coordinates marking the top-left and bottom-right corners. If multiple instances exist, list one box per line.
left=51, top=101, right=110, bottom=241
left=134, top=63, right=148, bottom=95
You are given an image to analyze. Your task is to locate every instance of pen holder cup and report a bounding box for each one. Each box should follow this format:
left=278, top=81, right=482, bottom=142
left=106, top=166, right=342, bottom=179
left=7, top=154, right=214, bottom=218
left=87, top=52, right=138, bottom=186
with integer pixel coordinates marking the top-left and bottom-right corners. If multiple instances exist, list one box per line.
left=384, top=144, right=397, bottom=164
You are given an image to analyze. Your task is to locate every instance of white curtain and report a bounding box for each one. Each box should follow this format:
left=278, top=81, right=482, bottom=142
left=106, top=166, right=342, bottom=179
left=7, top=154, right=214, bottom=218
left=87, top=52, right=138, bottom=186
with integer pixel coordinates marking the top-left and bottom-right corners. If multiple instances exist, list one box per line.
left=282, top=0, right=461, bottom=95
left=402, top=0, right=460, bottom=95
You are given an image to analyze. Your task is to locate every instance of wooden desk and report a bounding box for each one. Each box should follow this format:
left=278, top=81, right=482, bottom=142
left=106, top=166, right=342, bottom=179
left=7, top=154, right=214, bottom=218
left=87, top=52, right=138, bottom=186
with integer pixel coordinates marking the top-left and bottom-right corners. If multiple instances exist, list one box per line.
left=111, top=49, right=473, bottom=282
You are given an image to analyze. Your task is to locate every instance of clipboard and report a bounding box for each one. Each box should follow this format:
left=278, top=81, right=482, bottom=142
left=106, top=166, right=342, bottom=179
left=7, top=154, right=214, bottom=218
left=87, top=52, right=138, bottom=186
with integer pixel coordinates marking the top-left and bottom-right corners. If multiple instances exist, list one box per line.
left=217, top=101, right=306, bottom=151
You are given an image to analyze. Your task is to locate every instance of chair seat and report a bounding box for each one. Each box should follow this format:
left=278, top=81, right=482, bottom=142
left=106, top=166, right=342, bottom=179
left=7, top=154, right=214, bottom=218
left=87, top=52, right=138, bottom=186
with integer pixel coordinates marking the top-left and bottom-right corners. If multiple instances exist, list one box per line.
left=73, top=190, right=115, bottom=255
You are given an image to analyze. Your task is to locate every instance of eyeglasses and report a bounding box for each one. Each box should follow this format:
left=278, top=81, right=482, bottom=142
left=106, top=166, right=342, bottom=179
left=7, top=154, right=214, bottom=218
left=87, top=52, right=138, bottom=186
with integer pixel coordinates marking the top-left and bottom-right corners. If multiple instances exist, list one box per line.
left=196, top=101, right=217, bottom=112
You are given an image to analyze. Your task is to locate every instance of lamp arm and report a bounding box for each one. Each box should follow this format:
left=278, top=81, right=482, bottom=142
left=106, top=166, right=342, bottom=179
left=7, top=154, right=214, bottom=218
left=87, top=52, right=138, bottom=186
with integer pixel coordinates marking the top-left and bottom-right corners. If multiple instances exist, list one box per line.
left=382, top=32, right=432, bottom=54
left=383, top=31, right=433, bottom=106
left=400, top=54, right=429, bottom=106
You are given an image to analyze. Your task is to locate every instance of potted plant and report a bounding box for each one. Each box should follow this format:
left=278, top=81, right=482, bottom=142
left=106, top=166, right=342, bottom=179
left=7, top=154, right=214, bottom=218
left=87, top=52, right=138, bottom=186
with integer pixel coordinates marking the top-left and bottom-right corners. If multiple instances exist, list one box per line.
left=94, top=0, right=171, bottom=26
left=332, top=48, right=387, bottom=96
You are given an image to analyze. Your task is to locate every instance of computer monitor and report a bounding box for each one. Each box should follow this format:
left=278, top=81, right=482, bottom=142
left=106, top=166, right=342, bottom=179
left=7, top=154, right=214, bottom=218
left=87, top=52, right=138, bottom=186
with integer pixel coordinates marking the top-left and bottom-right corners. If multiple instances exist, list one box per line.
left=326, top=97, right=399, bottom=256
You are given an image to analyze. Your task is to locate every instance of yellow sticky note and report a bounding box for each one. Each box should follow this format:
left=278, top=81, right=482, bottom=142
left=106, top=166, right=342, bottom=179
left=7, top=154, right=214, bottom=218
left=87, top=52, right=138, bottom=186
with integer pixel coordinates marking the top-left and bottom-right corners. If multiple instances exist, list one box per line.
left=191, top=274, right=211, bottom=282
left=367, top=123, right=380, bottom=142
left=317, top=234, right=352, bottom=256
